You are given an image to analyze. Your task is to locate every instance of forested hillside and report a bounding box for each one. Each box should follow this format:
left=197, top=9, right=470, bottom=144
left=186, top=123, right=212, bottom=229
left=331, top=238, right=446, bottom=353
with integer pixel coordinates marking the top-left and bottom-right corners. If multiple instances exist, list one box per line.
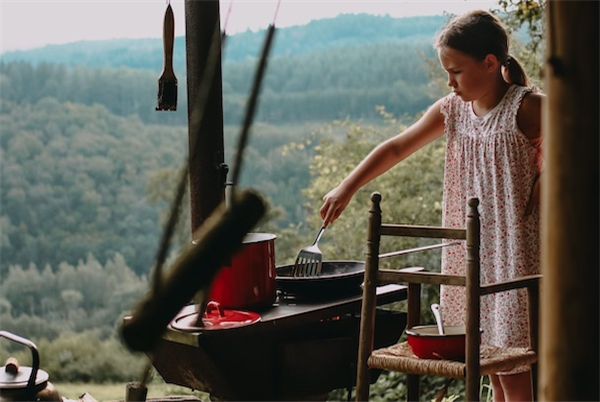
left=0, top=14, right=448, bottom=379
left=1, top=14, right=445, bottom=278
left=0, top=41, right=435, bottom=127
left=0, top=98, right=187, bottom=275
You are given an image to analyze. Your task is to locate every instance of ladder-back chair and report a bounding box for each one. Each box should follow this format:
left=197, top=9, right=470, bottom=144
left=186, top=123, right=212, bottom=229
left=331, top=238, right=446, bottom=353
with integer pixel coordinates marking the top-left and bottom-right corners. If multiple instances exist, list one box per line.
left=356, top=193, right=540, bottom=401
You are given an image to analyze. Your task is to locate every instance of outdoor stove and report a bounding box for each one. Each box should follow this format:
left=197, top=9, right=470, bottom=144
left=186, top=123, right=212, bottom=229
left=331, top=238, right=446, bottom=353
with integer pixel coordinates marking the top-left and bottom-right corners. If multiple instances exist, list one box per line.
left=149, top=286, right=407, bottom=401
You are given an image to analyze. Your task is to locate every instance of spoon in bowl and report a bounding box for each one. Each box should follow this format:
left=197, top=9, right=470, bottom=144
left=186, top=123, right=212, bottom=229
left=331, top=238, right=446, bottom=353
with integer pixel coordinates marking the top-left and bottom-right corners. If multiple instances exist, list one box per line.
left=431, top=303, right=445, bottom=335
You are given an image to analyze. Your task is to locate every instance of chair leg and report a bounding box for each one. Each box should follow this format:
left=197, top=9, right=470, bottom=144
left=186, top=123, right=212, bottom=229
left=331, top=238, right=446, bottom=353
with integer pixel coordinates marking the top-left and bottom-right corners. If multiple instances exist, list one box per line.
left=465, top=374, right=480, bottom=402
left=406, top=283, right=421, bottom=401
left=355, top=264, right=378, bottom=401
left=407, top=374, right=420, bottom=402
left=532, top=362, right=538, bottom=401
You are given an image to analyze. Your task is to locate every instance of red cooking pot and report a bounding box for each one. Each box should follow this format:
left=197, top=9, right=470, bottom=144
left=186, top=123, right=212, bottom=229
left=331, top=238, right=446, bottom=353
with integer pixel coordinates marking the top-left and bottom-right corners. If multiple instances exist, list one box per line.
left=207, top=233, right=277, bottom=310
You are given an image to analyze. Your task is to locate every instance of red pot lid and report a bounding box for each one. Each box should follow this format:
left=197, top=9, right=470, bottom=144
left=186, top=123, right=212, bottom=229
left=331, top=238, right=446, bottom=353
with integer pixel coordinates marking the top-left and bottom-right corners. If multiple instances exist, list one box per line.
left=171, top=301, right=260, bottom=331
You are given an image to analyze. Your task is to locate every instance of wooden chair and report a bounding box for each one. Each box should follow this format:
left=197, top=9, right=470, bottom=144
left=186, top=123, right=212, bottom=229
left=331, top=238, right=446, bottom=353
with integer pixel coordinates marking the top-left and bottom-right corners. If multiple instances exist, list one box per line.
left=355, top=193, right=540, bottom=401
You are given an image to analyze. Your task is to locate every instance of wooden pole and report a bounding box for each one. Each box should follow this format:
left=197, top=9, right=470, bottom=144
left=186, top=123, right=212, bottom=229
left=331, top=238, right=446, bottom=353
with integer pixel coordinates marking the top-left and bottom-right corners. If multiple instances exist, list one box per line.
left=355, top=192, right=382, bottom=402
left=540, top=1, right=599, bottom=400
left=184, top=0, right=226, bottom=234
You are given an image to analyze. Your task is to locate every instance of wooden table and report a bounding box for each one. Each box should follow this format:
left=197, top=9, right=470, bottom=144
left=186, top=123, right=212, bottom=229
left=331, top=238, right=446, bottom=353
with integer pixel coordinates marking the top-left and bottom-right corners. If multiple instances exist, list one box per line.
left=151, top=285, right=407, bottom=401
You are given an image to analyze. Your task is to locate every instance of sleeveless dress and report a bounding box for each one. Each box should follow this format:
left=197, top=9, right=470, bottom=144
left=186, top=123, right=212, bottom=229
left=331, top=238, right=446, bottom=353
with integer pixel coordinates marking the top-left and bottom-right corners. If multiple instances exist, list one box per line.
left=440, top=85, right=542, bottom=374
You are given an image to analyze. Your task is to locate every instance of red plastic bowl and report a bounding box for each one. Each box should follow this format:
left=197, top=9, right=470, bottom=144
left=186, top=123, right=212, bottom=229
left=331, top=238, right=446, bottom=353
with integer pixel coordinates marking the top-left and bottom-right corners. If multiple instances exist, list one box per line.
left=406, top=325, right=482, bottom=361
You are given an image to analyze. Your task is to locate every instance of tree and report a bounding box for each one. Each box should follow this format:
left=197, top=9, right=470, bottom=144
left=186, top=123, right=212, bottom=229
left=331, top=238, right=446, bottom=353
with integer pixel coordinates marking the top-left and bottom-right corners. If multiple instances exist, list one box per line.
left=496, top=0, right=546, bottom=84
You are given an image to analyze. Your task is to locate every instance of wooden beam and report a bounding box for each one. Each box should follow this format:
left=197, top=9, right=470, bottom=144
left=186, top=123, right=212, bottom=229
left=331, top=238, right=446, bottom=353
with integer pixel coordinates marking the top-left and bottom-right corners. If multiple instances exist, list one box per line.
left=541, top=1, right=599, bottom=400
left=380, top=224, right=466, bottom=239
left=377, top=270, right=467, bottom=287
left=185, top=0, right=226, bottom=234
left=479, top=275, right=541, bottom=296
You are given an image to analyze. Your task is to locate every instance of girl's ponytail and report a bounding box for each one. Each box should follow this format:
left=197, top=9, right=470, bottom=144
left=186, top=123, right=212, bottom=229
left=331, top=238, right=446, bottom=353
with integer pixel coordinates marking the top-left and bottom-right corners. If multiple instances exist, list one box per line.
left=504, top=54, right=529, bottom=86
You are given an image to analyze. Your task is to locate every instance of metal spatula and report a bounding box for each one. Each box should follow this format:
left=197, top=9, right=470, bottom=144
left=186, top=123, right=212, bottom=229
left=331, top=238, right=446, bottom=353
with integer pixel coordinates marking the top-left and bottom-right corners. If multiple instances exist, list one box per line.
left=293, top=225, right=326, bottom=277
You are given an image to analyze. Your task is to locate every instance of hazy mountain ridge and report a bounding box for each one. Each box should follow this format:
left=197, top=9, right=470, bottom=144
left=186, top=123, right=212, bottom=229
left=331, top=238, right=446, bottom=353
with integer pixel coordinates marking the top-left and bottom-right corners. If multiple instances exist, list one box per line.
left=1, top=13, right=447, bottom=71
left=1, top=13, right=443, bottom=126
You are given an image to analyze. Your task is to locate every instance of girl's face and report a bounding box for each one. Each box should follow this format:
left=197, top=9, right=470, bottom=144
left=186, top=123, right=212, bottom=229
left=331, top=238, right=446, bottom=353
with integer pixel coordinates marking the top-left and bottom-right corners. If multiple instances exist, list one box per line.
left=438, top=46, right=496, bottom=102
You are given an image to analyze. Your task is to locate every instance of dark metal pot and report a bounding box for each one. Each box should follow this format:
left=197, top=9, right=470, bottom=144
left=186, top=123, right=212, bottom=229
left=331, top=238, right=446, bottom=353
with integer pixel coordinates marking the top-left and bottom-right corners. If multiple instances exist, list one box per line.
left=0, top=331, right=61, bottom=402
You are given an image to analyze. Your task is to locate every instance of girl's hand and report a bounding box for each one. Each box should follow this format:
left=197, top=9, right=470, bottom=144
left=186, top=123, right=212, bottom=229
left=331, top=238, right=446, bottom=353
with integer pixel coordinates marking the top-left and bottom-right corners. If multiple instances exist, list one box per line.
left=320, top=185, right=353, bottom=227
left=525, top=174, right=541, bottom=216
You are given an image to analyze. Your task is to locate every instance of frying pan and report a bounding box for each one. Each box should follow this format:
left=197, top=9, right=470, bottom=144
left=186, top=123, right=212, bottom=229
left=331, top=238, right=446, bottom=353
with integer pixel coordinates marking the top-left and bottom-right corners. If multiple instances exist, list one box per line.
left=276, top=260, right=364, bottom=297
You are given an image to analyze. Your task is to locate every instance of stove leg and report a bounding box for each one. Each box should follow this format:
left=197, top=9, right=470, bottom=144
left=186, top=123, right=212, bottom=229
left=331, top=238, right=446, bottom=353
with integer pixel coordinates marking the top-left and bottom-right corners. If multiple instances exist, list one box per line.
left=125, top=381, right=147, bottom=402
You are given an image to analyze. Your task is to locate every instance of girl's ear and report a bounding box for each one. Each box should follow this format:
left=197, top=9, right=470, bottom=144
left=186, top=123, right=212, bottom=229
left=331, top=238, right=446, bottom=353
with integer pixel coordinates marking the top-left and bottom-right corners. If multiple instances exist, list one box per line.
left=483, top=54, right=500, bottom=71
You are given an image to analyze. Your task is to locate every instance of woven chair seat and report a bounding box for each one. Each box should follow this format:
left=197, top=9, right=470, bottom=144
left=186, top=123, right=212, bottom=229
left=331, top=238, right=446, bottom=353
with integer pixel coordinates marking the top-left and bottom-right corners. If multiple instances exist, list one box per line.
left=368, top=342, right=538, bottom=378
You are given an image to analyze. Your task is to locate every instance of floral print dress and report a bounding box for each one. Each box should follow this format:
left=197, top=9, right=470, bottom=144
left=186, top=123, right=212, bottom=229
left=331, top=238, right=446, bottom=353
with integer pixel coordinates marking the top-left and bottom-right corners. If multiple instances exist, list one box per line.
left=440, top=85, right=542, bottom=374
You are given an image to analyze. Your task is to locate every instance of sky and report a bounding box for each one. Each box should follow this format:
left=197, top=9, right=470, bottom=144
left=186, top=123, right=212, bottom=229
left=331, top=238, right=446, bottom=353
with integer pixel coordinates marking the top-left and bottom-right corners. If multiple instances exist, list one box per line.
left=1, top=0, right=499, bottom=53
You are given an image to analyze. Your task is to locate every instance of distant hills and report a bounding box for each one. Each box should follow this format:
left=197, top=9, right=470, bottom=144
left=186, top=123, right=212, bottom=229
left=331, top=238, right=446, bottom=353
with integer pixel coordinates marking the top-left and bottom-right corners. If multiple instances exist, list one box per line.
left=1, top=13, right=452, bottom=276
left=1, top=14, right=449, bottom=126
left=1, top=14, right=447, bottom=72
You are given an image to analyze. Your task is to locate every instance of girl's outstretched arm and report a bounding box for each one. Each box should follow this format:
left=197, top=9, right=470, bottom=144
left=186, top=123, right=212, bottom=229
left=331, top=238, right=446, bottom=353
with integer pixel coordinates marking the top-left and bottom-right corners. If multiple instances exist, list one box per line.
left=320, top=98, right=446, bottom=225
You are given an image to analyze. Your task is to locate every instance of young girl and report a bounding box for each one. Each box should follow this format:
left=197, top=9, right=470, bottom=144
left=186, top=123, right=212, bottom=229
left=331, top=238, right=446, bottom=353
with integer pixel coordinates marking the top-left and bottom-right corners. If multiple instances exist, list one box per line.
left=320, top=10, right=543, bottom=401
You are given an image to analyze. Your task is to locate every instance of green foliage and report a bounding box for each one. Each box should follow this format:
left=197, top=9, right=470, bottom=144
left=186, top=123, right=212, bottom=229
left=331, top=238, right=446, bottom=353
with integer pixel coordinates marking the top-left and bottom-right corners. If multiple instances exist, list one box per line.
left=0, top=330, right=148, bottom=383
left=0, top=61, right=185, bottom=126
left=0, top=98, right=186, bottom=275
left=0, top=254, right=148, bottom=337
left=0, top=90, right=319, bottom=276
left=36, top=332, right=147, bottom=382
left=0, top=256, right=148, bottom=383
left=495, top=0, right=546, bottom=85
left=0, top=43, right=435, bottom=126
left=302, top=109, right=445, bottom=269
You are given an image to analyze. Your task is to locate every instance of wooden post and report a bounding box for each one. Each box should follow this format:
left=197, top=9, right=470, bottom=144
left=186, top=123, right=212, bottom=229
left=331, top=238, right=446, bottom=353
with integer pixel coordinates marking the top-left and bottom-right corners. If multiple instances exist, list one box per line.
left=125, top=382, right=147, bottom=402
left=355, top=192, right=382, bottom=402
left=541, top=1, right=599, bottom=400
left=184, top=0, right=226, bottom=234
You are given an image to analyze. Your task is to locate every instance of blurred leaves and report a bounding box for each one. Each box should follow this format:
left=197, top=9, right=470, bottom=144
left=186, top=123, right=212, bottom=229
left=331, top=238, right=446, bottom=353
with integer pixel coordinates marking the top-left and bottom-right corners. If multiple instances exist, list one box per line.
left=495, top=0, right=546, bottom=84
left=301, top=107, right=445, bottom=270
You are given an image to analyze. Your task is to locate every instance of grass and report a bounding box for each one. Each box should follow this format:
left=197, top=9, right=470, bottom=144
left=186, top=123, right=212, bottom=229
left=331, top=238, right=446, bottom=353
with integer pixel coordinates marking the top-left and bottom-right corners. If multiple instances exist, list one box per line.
left=56, top=375, right=495, bottom=401
left=55, top=381, right=211, bottom=402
